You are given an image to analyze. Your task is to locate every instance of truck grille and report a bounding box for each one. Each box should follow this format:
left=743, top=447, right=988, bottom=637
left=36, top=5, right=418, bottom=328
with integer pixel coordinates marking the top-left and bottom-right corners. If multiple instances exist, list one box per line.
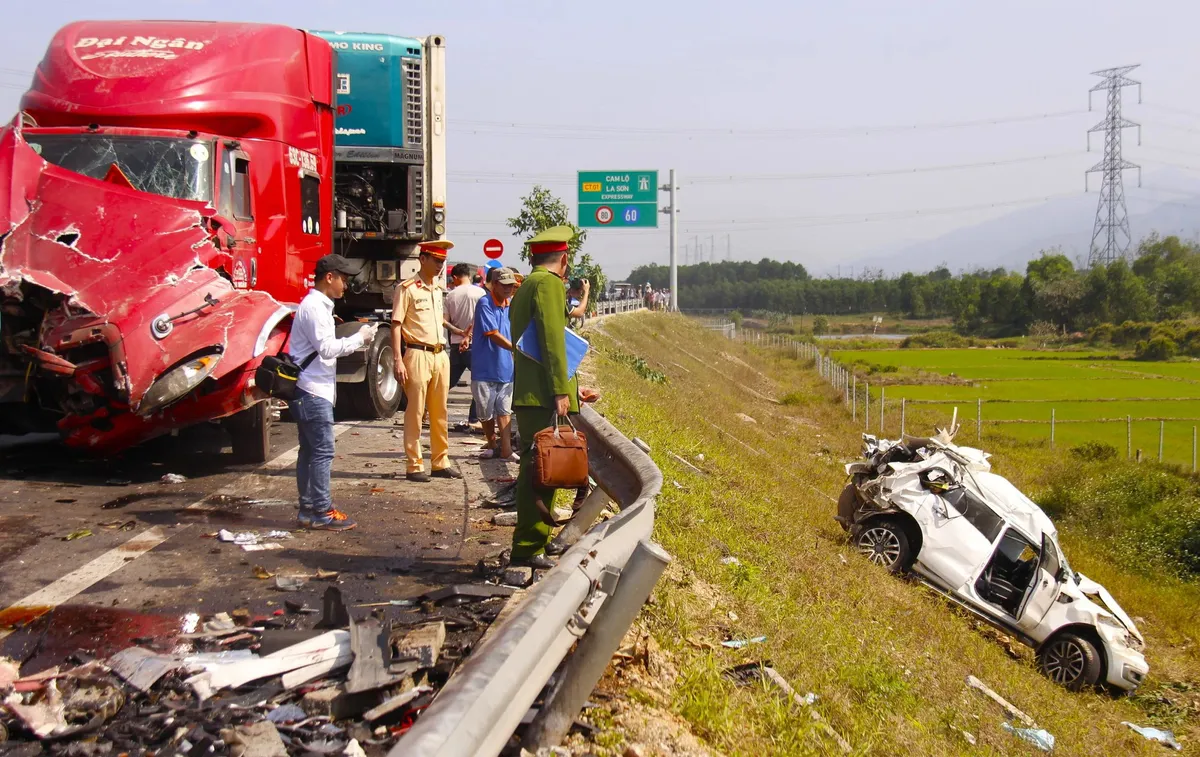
left=403, top=58, right=423, bottom=149
left=412, top=172, right=424, bottom=230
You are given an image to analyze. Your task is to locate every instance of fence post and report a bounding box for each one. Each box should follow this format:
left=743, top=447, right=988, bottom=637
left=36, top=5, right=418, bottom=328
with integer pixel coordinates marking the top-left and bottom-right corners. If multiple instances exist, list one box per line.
left=852, top=376, right=857, bottom=422
left=880, top=387, right=886, bottom=434
left=1127, top=415, right=1132, bottom=460
left=977, top=398, right=982, bottom=443
left=1193, top=426, right=1196, bottom=474
left=1159, top=420, right=1165, bottom=463
left=1050, top=408, right=1055, bottom=449
left=901, top=398, right=906, bottom=437
left=865, top=382, right=870, bottom=431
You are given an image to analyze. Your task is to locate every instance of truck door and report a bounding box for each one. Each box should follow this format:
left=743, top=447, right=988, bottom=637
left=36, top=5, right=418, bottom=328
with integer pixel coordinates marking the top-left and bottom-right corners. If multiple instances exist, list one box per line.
left=218, top=146, right=258, bottom=290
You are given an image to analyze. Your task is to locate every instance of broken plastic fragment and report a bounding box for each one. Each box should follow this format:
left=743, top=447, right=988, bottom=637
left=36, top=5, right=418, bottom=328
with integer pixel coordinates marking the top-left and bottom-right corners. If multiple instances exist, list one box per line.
left=1001, top=724, right=1055, bottom=752
left=161, top=473, right=187, bottom=484
left=721, top=635, right=766, bottom=649
left=1122, top=722, right=1182, bottom=751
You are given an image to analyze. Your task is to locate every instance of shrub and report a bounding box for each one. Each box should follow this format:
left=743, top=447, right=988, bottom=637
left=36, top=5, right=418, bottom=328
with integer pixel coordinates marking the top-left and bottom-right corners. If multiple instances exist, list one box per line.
left=1134, top=335, right=1178, bottom=361
left=900, top=330, right=969, bottom=348
left=1069, top=441, right=1119, bottom=462
left=729, top=311, right=744, bottom=328
left=812, top=315, right=830, bottom=335
left=1088, top=323, right=1114, bottom=345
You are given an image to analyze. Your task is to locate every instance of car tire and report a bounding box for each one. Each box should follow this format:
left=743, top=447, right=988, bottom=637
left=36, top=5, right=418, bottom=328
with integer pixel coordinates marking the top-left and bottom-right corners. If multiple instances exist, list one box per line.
left=228, top=401, right=272, bottom=464
left=854, top=517, right=912, bottom=574
left=346, top=329, right=404, bottom=419
left=836, top=483, right=859, bottom=531
left=1039, top=632, right=1102, bottom=691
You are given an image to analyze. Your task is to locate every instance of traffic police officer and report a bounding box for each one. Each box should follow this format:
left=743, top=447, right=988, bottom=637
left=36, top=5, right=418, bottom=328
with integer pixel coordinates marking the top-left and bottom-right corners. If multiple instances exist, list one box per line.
left=391, top=240, right=463, bottom=482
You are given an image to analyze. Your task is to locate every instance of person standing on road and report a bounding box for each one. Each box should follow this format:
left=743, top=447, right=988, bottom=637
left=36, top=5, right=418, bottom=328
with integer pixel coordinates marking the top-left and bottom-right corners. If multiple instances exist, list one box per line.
left=472, top=267, right=519, bottom=462
left=289, top=254, right=378, bottom=531
left=508, top=226, right=584, bottom=568
left=391, top=240, right=464, bottom=483
left=444, top=262, right=484, bottom=428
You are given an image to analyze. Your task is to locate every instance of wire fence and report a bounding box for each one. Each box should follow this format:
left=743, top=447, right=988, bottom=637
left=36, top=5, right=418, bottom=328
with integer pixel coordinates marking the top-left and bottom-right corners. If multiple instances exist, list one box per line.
left=726, top=327, right=1200, bottom=471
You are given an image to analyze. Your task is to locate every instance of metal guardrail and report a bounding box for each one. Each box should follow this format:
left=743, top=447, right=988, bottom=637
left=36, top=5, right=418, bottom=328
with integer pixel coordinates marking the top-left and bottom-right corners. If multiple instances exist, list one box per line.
left=392, top=404, right=667, bottom=756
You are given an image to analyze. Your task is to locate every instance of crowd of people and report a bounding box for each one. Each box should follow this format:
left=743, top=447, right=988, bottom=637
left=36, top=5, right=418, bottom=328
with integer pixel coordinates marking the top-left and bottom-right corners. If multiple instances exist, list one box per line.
left=284, top=227, right=599, bottom=569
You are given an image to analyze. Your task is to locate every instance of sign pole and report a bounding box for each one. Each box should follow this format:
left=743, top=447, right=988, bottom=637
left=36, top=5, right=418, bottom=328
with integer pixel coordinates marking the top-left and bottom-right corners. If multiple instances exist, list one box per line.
left=661, top=169, right=678, bottom=311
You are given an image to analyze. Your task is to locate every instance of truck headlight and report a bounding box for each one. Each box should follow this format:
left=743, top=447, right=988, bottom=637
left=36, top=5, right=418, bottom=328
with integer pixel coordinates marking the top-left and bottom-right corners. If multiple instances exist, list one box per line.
left=138, top=354, right=221, bottom=416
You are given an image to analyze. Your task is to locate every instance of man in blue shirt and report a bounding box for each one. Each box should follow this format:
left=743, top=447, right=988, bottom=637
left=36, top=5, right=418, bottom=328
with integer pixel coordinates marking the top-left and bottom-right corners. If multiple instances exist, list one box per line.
left=471, top=267, right=517, bottom=461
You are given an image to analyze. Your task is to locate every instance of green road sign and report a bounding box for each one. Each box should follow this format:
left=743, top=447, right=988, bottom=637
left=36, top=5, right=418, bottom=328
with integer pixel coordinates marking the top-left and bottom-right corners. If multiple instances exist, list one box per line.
left=578, top=170, right=658, bottom=228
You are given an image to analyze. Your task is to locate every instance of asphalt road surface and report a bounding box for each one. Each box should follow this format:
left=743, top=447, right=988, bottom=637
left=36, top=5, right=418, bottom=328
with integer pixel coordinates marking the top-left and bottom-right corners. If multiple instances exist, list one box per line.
left=0, top=385, right=519, bottom=676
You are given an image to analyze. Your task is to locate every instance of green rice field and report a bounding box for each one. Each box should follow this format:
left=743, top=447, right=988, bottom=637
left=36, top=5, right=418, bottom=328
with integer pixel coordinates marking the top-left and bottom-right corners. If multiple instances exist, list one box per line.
left=830, top=347, right=1200, bottom=467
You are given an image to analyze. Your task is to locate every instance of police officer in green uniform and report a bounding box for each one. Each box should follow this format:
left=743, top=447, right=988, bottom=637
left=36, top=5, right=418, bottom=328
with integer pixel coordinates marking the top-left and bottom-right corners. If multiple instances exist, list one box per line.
left=508, top=226, right=579, bottom=568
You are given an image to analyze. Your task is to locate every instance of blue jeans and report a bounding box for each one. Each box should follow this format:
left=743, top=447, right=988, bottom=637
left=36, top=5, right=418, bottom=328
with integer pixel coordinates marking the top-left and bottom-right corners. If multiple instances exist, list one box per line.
left=449, top=345, right=478, bottom=423
left=290, top=389, right=335, bottom=522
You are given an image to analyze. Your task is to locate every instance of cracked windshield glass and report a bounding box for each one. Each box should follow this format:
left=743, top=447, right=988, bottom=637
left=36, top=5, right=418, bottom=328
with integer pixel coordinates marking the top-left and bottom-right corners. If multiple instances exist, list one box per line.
left=26, top=134, right=213, bottom=202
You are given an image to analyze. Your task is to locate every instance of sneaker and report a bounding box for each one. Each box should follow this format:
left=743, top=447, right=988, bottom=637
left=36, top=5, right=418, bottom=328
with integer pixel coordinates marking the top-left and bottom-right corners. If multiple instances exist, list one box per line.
left=309, top=509, right=358, bottom=531
left=297, top=509, right=314, bottom=527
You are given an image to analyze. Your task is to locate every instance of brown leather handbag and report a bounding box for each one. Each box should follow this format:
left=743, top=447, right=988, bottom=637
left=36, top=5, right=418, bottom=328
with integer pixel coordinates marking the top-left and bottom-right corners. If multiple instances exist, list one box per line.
left=532, top=412, right=589, bottom=489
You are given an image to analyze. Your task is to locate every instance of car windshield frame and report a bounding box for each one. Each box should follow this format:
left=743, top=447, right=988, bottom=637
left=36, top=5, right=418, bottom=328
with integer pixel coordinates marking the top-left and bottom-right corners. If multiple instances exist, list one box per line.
left=25, top=133, right=215, bottom=203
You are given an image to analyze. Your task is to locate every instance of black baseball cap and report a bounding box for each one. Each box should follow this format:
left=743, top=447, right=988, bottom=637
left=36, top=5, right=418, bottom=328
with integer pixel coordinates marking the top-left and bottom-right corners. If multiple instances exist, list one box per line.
left=315, top=254, right=358, bottom=278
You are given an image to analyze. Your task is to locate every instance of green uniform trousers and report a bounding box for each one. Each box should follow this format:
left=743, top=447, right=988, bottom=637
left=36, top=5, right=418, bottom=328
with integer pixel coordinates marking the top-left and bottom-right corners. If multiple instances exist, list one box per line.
left=511, top=406, right=561, bottom=560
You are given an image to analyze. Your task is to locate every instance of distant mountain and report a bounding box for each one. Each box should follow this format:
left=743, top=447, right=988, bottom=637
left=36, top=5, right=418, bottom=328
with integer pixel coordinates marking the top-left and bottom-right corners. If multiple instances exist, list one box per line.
left=852, top=169, right=1200, bottom=275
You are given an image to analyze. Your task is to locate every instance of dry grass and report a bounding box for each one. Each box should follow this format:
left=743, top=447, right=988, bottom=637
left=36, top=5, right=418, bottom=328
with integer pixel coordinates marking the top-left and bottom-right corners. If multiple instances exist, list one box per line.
left=580, top=313, right=1197, bottom=756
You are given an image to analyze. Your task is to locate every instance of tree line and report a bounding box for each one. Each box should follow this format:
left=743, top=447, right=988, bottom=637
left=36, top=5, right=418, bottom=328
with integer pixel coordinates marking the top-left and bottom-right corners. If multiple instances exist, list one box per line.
left=629, top=234, right=1200, bottom=335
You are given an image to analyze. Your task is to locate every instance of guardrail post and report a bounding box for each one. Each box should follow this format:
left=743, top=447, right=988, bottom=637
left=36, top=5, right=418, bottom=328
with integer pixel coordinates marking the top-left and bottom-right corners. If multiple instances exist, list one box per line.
left=865, top=382, right=870, bottom=431
left=522, top=540, right=672, bottom=750
left=977, top=398, right=982, bottom=443
left=900, top=398, right=906, bottom=437
left=1159, top=420, right=1165, bottom=462
left=1050, top=408, right=1055, bottom=449
left=1127, top=415, right=1132, bottom=459
left=852, top=376, right=857, bottom=422
left=880, top=387, right=886, bottom=434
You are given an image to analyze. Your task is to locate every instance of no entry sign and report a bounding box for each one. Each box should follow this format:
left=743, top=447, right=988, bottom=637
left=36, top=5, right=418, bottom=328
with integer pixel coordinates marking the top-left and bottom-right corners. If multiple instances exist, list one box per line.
left=483, top=239, right=504, bottom=259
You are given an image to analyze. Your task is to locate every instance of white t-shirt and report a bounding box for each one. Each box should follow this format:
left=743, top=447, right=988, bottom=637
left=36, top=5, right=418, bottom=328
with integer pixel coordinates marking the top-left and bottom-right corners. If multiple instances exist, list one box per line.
left=444, top=283, right=486, bottom=344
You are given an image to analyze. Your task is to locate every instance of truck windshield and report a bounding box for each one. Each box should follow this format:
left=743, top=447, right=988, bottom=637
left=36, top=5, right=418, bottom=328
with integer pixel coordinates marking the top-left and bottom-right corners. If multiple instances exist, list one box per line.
left=24, top=134, right=214, bottom=203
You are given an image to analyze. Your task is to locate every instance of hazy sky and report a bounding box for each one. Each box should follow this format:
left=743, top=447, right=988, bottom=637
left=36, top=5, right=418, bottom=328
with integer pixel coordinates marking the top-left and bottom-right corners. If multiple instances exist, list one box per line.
left=4, top=0, right=1200, bottom=279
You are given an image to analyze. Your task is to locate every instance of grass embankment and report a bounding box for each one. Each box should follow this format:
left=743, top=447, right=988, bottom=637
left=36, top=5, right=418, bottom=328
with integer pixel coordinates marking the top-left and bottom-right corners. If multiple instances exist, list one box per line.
left=834, top=347, right=1200, bottom=467
left=580, top=314, right=1197, bottom=756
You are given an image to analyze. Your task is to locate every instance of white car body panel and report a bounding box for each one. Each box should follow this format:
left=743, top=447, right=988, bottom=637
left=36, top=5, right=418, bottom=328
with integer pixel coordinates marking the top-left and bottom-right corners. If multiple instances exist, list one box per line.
left=846, top=434, right=1149, bottom=691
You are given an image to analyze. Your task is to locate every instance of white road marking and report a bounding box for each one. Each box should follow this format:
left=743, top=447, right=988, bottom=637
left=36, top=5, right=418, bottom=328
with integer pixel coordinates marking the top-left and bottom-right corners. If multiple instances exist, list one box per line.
left=0, top=422, right=358, bottom=637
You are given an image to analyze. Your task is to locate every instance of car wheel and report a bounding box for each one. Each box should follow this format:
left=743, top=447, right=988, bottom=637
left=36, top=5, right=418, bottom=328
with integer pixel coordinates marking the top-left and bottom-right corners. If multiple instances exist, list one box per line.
left=855, top=518, right=911, bottom=573
left=1039, top=633, right=1102, bottom=691
left=836, top=483, right=859, bottom=531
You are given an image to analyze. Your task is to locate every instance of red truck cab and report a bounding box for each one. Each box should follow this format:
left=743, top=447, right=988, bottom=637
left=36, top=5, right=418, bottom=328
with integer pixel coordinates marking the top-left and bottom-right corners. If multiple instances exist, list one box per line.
left=0, top=22, right=339, bottom=458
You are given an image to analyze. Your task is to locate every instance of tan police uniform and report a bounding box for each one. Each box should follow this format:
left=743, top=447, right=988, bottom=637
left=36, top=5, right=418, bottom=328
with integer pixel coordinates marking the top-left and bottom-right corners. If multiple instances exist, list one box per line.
left=392, top=244, right=452, bottom=475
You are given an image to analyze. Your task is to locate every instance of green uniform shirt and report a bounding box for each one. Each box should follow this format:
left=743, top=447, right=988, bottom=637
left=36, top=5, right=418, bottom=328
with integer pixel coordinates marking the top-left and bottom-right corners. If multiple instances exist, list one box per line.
left=510, top=267, right=579, bottom=413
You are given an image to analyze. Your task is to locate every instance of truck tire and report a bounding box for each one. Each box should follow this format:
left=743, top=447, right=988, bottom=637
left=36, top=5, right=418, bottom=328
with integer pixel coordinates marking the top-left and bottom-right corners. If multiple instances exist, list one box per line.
left=1039, top=632, right=1102, bottom=691
left=347, top=328, right=404, bottom=419
left=228, top=400, right=272, bottom=464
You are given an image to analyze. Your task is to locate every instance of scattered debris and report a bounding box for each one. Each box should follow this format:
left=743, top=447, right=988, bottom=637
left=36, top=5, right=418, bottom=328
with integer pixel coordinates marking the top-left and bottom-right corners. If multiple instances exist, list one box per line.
left=721, top=636, right=766, bottom=649
left=218, top=529, right=293, bottom=551
left=965, top=675, right=1037, bottom=728
left=396, top=623, right=446, bottom=669
left=363, top=686, right=432, bottom=722
left=949, top=724, right=977, bottom=746
left=107, top=647, right=181, bottom=692
left=492, top=512, right=519, bottom=527
left=220, top=721, right=288, bottom=757
left=503, top=566, right=533, bottom=588
left=1001, top=723, right=1055, bottom=752
left=723, top=662, right=850, bottom=753
left=420, top=584, right=515, bottom=604
left=274, top=575, right=308, bottom=592
left=719, top=556, right=741, bottom=566
left=265, top=703, right=306, bottom=724
left=667, top=452, right=707, bottom=476
left=253, top=565, right=275, bottom=580
left=1122, top=722, right=1183, bottom=751
left=736, top=413, right=757, bottom=424
left=160, top=473, right=187, bottom=484
left=346, top=617, right=407, bottom=695
left=632, top=438, right=652, bottom=454
left=63, top=528, right=92, bottom=541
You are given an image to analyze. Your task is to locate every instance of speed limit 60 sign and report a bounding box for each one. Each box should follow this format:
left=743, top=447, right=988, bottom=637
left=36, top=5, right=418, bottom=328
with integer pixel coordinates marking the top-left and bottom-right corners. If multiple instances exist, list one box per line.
left=577, top=170, right=658, bottom=228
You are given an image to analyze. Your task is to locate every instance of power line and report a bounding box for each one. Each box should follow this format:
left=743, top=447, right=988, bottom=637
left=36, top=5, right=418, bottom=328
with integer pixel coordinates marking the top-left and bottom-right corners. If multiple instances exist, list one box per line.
left=451, top=109, right=1089, bottom=141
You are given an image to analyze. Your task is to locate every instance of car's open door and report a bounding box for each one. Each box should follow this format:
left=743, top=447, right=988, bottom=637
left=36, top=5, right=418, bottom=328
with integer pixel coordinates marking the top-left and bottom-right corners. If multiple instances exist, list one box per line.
left=1016, top=533, right=1063, bottom=633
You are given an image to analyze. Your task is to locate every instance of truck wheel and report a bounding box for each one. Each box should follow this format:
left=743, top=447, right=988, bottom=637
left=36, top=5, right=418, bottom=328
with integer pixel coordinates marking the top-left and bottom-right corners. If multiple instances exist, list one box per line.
left=228, top=401, right=272, bottom=464
left=1039, top=632, right=1102, bottom=691
left=348, top=329, right=404, bottom=419
left=854, top=517, right=911, bottom=574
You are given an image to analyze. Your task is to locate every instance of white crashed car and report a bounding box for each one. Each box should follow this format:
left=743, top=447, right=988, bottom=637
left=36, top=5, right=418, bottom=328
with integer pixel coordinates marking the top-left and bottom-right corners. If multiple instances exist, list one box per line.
left=837, top=430, right=1148, bottom=692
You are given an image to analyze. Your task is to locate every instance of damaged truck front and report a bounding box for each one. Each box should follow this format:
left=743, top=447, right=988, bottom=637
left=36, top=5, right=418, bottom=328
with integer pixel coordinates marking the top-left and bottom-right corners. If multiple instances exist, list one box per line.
left=0, top=21, right=445, bottom=459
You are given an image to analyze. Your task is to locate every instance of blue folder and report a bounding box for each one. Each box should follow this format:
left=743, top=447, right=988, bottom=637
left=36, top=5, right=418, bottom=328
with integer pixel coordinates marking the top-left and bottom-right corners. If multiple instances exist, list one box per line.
left=515, top=322, right=589, bottom=379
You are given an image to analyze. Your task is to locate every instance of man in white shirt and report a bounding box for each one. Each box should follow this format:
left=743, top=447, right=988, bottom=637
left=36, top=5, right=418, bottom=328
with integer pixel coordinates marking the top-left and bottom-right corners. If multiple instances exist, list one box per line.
left=443, top=262, right=485, bottom=426
left=288, top=254, right=378, bottom=531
